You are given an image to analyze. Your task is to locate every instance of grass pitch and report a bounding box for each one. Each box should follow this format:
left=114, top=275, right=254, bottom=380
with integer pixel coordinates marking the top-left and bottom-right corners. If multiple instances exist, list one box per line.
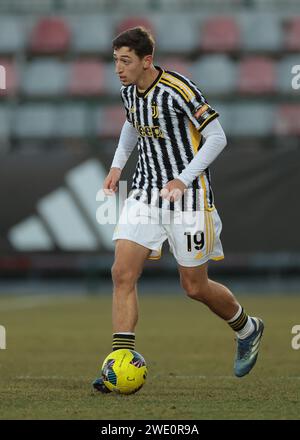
left=0, top=291, right=300, bottom=419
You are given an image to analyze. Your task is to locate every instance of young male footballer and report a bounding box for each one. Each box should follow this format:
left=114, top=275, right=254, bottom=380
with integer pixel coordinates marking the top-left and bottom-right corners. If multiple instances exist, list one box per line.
left=93, top=27, right=264, bottom=392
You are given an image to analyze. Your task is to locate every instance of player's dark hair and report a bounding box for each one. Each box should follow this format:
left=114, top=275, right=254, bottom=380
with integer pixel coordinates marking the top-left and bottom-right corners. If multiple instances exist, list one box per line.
left=112, top=26, right=155, bottom=58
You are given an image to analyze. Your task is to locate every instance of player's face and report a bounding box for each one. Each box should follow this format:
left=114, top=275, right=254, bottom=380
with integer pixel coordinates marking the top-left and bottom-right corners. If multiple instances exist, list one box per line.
left=113, top=47, right=149, bottom=86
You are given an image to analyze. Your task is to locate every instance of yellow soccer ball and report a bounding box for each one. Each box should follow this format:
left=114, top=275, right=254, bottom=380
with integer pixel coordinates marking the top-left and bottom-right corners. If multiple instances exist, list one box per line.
left=101, top=349, right=147, bottom=395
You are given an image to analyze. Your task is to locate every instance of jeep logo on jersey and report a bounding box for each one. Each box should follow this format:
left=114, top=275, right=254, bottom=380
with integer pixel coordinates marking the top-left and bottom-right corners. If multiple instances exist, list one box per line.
left=135, top=124, right=164, bottom=139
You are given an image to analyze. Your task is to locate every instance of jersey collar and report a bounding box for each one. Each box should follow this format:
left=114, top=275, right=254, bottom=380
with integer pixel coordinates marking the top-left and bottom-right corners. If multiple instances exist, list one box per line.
left=136, top=66, right=164, bottom=99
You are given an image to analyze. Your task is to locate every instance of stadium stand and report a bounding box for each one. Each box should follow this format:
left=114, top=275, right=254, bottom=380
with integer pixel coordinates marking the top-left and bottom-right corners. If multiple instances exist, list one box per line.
left=275, top=104, right=300, bottom=136
left=240, top=13, right=283, bottom=52
left=95, top=105, right=126, bottom=138
left=115, top=16, right=155, bottom=36
left=0, top=4, right=299, bottom=151
left=21, top=59, right=68, bottom=97
left=0, top=16, right=26, bottom=54
left=191, top=55, right=236, bottom=95
left=13, top=104, right=58, bottom=139
left=0, top=59, right=19, bottom=97
left=0, top=106, right=11, bottom=141
left=70, top=15, right=113, bottom=55
left=159, top=58, right=191, bottom=77
left=230, top=103, right=274, bottom=136
left=154, top=14, right=198, bottom=55
left=199, top=16, right=240, bottom=52
left=68, top=59, right=106, bottom=96
left=238, top=56, right=276, bottom=94
left=285, top=16, right=300, bottom=51
left=56, top=104, right=89, bottom=138
left=277, top=55, right=300, bottom=94
left=29, top=17, right=71, bottom=54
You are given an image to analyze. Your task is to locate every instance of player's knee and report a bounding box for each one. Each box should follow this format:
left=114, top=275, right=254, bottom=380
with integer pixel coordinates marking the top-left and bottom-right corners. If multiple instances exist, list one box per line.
left=181, top=278, right=209, bottom=302
left=111, top=264, right=139, bottom=289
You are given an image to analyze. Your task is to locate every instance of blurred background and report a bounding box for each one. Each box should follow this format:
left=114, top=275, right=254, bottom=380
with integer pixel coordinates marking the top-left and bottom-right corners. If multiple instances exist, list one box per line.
left=0, top=0, right=300, bottom=295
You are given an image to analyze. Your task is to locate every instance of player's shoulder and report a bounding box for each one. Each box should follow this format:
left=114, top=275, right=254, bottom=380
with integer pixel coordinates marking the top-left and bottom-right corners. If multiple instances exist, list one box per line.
left=160, top=69, right=200, bottom=102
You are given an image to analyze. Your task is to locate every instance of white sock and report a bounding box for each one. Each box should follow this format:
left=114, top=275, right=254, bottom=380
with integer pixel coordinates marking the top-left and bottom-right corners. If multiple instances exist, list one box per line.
left=236, top=317, right=255, bottom=340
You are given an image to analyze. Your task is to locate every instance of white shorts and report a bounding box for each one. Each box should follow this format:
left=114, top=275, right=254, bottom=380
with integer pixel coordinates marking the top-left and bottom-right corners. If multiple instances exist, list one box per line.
left=112, top=198, right=224, bottom=267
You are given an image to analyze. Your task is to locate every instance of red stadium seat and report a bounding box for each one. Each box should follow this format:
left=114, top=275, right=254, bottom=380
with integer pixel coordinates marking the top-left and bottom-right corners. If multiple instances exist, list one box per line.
left=160, top=58, right=191, bottom=77
left=275, top=104, right=300, bottom=135
left=285, top=17, right=300, bottom=51
left=200, top=16, right=240, bottom=52
left=29, top=17, right=71, bottom=54
left=115, top=17, right=155, bottom=36
left=68, top=60, right=106, bottom=96
left=97, top=105, right=126, bottom=138
left=238, top=57, right=276, bottom=95
left=0, top=58, right=18, bottom=97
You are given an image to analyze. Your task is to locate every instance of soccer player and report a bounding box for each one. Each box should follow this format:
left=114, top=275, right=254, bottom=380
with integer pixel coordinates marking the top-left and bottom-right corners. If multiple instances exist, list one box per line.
left=93, top=27, right=264, bottom=392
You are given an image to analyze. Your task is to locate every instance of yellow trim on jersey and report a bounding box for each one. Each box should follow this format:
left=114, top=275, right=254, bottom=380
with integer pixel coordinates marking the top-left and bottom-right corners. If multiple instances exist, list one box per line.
left=189, top=120, right=201, bottom=154
left=198, top=112, right=219, bottom=131
left=144, top=69, right=164, bottom=99
left=147, top=248, right=162, bottom=260
left=195, top=251, right=204, bottom=260
left=163, top=72, right=196, bottom=101
left=200, top=175, right=215, bottom=212
left=205, top=211, right=209, bottom=256
left=212, top=255, right=225, bottom=261
left=160, top=78, right=190, bottom=102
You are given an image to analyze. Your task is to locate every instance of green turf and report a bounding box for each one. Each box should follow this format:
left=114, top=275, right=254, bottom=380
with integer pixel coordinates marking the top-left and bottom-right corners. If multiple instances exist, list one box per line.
left=0, top=292, right=300, bottom=419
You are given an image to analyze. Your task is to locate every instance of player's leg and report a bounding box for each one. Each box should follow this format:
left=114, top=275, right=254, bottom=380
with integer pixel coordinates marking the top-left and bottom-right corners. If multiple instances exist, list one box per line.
left=167, top=208, right=263, bottom=377
left=178, top=263, right=264, bottom=377
left=112, top=238, right=151, bottom=335
left=179, top=262, right=239, bottom=319
left=93, top=238, right=150, bottom=393
left=93, top=198, right=166, bottom=392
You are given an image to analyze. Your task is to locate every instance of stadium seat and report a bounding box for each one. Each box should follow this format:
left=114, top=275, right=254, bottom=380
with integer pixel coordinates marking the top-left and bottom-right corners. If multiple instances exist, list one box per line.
left=238, top=57, right=276, bottom=95
left=285, top=17, right=300, bottom=51
left=71, top=15, right=113, bottom=54
left=0, top=16, right=25, bottom=54
left=29, top=17, right=71, bottom=54
left=277, top=56, right=300, bottom=94
left=191, top=55, right=236, bottom=95
left=209, top=102, right=233, bottom=134
left=199, top=16, right=240, bottom=52
left=0, top=58, right=19, bottom=97
left=230, top=103, right=274, bottom=137
left=95, top=105, right=126, bottom=138
left=159, top=58, right=191, bottom=77
left=105, top=63, right=123, bottom=96
left=56, top=105, right=89, bottom=138
left=154, top=14, right=197, bottom=54
left=240, top=13, right=282, bottom=52
left=21, top=59, right=67, bottom=97
left=13, top=104, right=57, bottom=139
left=115, top=17, right=155, bottom=36
left=275, top=104, right=300, bottom=136
left=68, top=60, right=106, bottom=96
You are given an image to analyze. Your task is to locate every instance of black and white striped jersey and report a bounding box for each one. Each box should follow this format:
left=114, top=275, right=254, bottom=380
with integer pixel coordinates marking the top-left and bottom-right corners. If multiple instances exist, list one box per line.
left=120, top=66, right=219, bottom=211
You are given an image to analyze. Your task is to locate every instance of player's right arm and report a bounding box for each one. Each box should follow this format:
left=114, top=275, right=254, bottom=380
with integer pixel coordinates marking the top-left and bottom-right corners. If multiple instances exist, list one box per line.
left=103, top=119, right=138, bottom=194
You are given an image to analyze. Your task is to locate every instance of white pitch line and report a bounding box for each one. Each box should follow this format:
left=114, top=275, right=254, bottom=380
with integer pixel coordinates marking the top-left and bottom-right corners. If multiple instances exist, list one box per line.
left=0, top=294, right=86, bottom=311
left=15, top=375, right=300, bottom=381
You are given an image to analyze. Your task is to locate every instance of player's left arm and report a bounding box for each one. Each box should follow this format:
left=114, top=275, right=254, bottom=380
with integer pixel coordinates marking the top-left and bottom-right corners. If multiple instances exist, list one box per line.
left=177, top=118, right=227, bottom=188
left=161, top=85, right=226, bottom=200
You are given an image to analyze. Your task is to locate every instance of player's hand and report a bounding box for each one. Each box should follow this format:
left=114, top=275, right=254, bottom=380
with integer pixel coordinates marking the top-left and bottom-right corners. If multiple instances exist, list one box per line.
left=103, top=167, right=122, bottom=195
left=160, top=179, right=187, bottom=202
